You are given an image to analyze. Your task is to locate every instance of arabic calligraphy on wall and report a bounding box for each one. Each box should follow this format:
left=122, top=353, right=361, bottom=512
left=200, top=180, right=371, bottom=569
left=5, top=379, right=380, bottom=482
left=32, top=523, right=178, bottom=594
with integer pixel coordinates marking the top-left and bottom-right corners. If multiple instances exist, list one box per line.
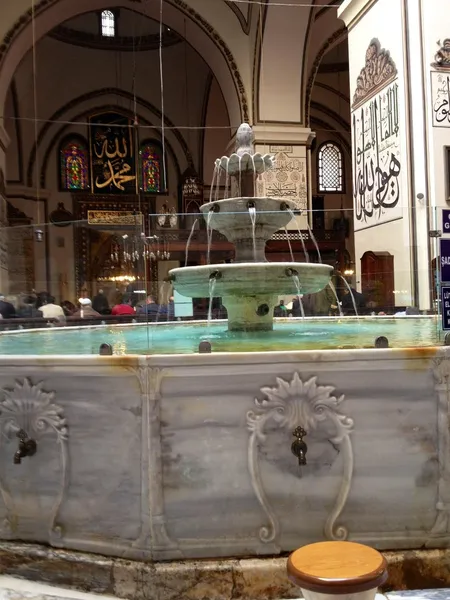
left=87, top=211, right=143, bottom=226
left=256, top=147, right=307, bottom=211
left=352, top=80, right=402, bottom=231
left=431, top=71, right=450, bottom=127
left=90, top=112, right=137, bottom=194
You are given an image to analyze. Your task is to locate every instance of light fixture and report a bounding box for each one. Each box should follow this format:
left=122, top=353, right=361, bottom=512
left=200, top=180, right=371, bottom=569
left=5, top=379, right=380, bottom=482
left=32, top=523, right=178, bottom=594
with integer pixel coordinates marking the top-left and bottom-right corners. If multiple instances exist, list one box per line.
left=35, top=229, right=44, bottom=242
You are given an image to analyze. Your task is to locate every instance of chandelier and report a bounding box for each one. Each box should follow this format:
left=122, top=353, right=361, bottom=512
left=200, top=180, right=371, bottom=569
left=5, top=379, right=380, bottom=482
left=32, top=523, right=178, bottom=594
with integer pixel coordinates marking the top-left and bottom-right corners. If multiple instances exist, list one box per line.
left=110, top=233, right=171, bottom=265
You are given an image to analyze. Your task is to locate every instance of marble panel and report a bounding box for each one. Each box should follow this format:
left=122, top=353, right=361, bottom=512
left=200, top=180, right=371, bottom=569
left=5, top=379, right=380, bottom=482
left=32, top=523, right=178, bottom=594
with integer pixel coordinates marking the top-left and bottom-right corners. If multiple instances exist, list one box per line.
left=0, top=348, right=447, bottom=560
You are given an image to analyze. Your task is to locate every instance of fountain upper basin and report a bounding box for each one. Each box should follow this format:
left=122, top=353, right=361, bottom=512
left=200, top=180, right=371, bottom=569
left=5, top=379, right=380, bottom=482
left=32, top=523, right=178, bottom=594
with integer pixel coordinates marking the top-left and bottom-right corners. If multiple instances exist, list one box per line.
left=169, top=262, right=333, bottom=298
left=201, top=197, right=298, bottom=262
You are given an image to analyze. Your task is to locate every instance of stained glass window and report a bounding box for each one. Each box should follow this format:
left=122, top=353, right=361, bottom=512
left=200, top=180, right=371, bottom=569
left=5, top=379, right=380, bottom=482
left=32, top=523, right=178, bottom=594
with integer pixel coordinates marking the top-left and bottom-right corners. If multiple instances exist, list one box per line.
left=60, top=139, right=89, bottom=190
left=318, top=142, right=344, bottom=193
left=101, top=10, right=115, bottom=37
left=140, top=143, right=163, bottom=193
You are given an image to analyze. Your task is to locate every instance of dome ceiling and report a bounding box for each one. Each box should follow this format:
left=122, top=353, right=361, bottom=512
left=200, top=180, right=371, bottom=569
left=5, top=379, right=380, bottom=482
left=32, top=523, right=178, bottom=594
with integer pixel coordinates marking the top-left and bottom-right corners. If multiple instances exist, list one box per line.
left=49, top=8, right=181, bottom=51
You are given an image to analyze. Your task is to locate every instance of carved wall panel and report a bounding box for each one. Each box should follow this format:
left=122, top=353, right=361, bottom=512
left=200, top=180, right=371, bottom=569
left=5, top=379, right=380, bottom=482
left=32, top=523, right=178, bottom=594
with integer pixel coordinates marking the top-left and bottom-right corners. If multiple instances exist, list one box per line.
left=351, top=40, right=401, bottom=231
left=247, top=372, right=354, bottom=547
left=0, top=379, right=68, bottom=542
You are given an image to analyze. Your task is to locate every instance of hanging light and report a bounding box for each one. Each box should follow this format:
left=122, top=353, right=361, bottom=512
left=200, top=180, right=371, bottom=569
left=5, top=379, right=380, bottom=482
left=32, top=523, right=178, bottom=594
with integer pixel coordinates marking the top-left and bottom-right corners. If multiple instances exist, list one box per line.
left=35, top=229, right=44, bottom=242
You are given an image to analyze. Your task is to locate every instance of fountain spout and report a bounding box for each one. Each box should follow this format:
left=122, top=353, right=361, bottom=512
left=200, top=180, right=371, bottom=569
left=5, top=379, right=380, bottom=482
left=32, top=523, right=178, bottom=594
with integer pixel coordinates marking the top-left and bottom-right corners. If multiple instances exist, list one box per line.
left=291, top=426, right=307, bottom=466
left=14, top=429, right=37, bottom=464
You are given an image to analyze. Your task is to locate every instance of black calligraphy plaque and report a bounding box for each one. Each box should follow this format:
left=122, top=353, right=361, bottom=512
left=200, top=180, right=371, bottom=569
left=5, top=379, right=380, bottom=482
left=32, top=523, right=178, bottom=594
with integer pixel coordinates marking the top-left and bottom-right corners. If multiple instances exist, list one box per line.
left=351, top=80, right=402, bottom=231
left=90, top=112, right=137, bottom=195
left=432, top=72, right=450, bottom=128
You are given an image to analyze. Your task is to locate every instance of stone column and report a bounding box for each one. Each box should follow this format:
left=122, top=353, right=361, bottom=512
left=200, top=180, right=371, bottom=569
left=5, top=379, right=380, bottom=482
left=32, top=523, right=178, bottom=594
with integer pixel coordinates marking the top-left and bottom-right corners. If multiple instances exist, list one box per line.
left=252, top=123, right=315, bottom=233
left=339, top=0, right=432, bottom=310
left=0, top=124, right=11, bottom=293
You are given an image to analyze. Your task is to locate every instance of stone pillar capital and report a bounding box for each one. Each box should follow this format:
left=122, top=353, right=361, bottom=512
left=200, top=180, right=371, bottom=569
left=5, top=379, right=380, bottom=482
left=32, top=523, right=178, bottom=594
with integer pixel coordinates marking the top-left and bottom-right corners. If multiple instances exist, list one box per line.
left=226, top=124, right=315, bottom=155
left=251, top=123, right=315, bottom=147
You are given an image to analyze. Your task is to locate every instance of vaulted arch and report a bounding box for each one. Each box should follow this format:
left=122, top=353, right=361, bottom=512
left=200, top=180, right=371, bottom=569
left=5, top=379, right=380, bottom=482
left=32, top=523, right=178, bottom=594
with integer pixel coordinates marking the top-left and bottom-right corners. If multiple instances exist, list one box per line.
left=0, top=0, right=249, bottom=130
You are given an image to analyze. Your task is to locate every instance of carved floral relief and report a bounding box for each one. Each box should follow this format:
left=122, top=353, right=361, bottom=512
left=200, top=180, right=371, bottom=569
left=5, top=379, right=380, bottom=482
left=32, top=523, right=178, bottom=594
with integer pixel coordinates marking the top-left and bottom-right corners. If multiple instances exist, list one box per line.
left=247, top=372, right=354, bottom=545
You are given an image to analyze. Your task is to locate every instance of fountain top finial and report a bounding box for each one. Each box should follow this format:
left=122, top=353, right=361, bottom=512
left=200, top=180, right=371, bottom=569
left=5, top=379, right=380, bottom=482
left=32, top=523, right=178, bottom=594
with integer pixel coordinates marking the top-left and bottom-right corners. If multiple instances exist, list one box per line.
left=235, top=123, right=254, bottom=157
left=214, top=123, right=273, bottom=176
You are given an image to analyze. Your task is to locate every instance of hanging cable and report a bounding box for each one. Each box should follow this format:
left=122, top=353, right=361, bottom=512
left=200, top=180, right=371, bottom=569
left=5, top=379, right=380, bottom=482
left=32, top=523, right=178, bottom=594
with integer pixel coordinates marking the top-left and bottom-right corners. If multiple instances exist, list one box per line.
left=158, top=0, right=168, bottom=192
left=31, top=0, right=43, bottom=241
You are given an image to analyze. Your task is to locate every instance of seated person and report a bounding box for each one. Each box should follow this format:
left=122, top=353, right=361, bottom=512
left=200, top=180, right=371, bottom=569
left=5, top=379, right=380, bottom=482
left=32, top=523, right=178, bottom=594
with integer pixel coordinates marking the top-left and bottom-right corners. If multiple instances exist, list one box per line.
left=72, top=298, right=101, bottom=318
left=61, top=300, right=76, bottom=316
left=17, top=295, right=41, bottom=318
left=137, top=295, right=162, bottom=321
left=341, top=287, right=366, bottom=315
left=0, top=294, right=16, bottom=319
left=274, top=299, right=288, bottom=317
left=38, top=295, right=65, bottom=320
left=111, top=295, right=135, bottom=316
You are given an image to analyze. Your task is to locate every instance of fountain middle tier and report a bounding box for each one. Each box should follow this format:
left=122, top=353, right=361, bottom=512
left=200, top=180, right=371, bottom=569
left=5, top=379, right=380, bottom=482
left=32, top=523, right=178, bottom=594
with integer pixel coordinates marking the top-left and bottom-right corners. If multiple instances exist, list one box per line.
left=169, top=262, right=333, bottom=331
left=201, top=197, right=296, bottom=262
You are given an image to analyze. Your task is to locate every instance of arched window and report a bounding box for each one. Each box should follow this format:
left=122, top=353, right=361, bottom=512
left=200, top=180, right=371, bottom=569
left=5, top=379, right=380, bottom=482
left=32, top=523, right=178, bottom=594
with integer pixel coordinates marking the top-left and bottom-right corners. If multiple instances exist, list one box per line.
left=59, top=137, right=89, bottom=191
left=317, top=141, right=344, bottom=193
left=101, top=10, right=115, bottom=37
left=140, top=142, right=164, bottom=193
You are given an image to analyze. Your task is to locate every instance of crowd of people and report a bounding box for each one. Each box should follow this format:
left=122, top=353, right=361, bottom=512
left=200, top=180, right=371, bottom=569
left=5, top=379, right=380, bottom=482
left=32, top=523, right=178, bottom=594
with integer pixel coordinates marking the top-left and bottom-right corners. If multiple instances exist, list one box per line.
left=274, top=283, right=366, bottom=318
left=0, top=290, right=175, bottom=322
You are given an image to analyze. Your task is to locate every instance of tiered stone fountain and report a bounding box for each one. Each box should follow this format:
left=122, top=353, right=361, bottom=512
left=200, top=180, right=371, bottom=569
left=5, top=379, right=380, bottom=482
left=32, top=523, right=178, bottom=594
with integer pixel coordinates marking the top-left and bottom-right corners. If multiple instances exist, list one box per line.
left=169, top=123, right=333, bottom=331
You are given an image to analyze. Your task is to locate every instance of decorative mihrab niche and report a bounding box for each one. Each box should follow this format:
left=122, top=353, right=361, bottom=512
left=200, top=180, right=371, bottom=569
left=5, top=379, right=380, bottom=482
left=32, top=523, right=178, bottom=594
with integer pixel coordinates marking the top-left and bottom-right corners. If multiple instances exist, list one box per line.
left=256, top=146, right=308, bottom=212
left=351, top=39, right=401, bottom=231
left=431, top=40, right=450, bottom=127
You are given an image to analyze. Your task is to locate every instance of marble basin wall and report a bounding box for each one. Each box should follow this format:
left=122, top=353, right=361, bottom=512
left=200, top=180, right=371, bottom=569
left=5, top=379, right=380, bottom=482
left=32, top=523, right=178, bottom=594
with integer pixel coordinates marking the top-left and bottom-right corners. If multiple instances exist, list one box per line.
left=0, top=347, right=448, bottom=561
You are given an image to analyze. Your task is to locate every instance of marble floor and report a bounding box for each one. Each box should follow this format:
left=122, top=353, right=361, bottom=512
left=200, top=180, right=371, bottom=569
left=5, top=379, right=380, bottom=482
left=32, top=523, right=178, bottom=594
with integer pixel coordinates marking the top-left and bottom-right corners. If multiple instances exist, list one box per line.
left=0, top=577, right=120, bottom=600
left=0, top=577, right=447, bottom=600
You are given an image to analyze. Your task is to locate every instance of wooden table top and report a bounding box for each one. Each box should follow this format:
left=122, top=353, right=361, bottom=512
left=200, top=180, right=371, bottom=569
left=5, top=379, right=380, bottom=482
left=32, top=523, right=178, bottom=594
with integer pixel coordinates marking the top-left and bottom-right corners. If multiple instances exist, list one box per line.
left=287, top=541, right=388, bottom=594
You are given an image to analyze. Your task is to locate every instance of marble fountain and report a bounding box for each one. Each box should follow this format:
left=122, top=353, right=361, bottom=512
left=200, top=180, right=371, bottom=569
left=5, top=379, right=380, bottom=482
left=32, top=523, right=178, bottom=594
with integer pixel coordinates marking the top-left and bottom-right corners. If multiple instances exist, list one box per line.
left=0, top=125, right=449, bottom=599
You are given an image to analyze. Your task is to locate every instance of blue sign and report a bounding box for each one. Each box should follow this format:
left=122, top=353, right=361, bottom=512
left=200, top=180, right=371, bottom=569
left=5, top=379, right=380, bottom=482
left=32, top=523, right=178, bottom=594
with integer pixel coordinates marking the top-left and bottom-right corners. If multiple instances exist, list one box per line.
left=442, top=286, right=450, bottom=331
left=440, top=238, right=450, bottom=282
left=444, top=210, right=450, bottom=233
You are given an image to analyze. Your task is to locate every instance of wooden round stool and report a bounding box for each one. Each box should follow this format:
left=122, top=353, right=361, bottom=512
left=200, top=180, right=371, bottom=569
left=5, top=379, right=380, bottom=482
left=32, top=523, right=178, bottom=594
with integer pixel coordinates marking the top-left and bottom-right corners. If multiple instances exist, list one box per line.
left=287, top=541, right=388, bottom=600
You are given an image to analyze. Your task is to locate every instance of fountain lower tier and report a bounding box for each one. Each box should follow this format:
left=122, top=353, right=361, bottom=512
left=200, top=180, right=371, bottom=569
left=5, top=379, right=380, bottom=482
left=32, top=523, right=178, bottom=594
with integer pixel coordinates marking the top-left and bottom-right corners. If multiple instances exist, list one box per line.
left=169, top=262, right=333, bottom=331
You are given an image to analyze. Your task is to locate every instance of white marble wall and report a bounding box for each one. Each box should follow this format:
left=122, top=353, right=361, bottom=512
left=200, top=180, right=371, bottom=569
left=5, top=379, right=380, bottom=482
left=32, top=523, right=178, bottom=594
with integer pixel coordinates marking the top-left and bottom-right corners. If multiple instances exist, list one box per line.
left=0, top=348, right=448, bottom=560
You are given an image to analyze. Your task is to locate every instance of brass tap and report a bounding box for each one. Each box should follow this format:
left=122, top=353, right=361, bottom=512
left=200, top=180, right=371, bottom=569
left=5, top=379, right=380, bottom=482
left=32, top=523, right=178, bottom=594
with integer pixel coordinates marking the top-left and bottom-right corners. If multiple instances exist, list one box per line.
left=13, top=429, right=37, bottom=464
left=291, top=426, right=307, bottom=466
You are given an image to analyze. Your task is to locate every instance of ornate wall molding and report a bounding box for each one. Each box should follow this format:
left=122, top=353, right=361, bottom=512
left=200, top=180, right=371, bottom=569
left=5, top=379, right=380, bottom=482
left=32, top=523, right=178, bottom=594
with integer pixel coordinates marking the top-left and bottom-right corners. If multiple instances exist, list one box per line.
left=0, top=378, right=69, bottom=541
left=246, top=372, right=354, bottom=545
left=432, top=39, right=450, bottom=71
left=224, top=1, right=253, bottom=35
left=351, top=38, right=397, bottom=110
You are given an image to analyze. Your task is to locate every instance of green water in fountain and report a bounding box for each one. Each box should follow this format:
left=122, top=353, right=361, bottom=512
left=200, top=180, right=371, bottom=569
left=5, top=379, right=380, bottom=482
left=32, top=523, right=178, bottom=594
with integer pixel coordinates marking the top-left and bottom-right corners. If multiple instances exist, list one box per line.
left=0, top=317, right=441, bottom=355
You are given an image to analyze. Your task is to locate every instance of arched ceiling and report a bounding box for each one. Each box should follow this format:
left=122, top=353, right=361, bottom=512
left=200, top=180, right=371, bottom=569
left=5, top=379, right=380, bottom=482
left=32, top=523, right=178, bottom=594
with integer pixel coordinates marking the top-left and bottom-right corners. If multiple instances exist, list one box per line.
left=0, top=0, right=251, bottom=126
left=254, top=0, right=347, bottom=125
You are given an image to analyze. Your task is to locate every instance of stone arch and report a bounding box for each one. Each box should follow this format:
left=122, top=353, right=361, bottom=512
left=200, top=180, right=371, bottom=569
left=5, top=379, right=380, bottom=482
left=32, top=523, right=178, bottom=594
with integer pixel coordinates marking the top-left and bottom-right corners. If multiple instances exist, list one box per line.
left=26, top=88, right=191, bottom=188
left=305, top=26, right=348, bottom=126
left=0, top=0, right=248, bottom=130
left=37, top=104, right=183, bottom=191
left=255, top=1, right=314, bottom=124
